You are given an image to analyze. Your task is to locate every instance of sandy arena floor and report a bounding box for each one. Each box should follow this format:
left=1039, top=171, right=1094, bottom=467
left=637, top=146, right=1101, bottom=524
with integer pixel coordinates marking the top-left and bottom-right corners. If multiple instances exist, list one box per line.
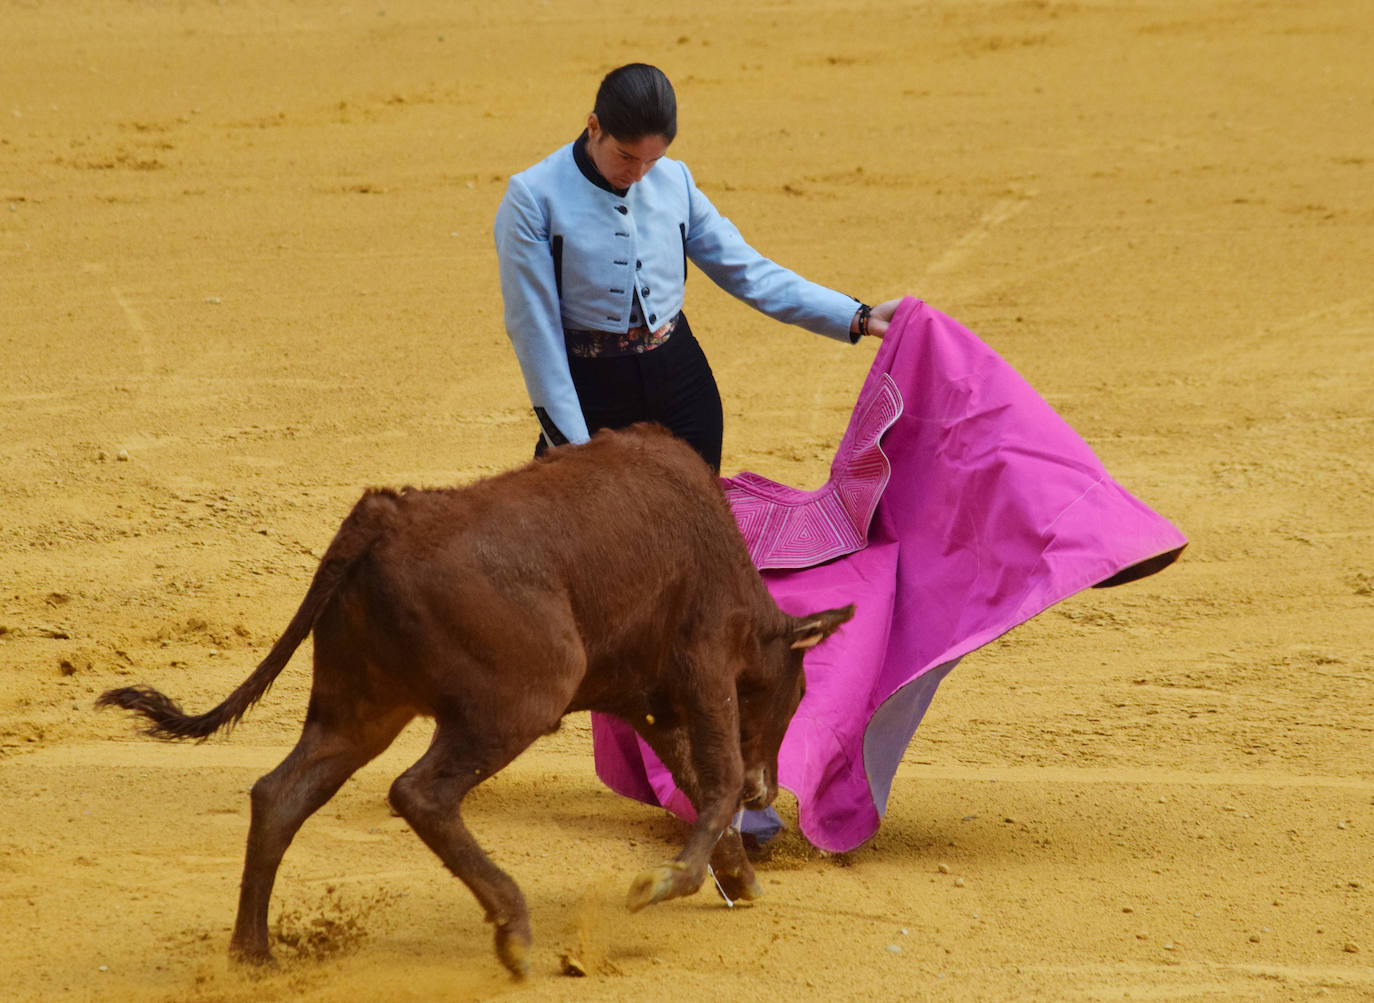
left=2, top=1, right=1371, bottom=999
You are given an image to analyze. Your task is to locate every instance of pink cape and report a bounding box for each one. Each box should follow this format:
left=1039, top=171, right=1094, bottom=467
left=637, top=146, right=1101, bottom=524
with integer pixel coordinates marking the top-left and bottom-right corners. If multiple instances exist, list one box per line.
left=592, top=298, right=1187, bottom=852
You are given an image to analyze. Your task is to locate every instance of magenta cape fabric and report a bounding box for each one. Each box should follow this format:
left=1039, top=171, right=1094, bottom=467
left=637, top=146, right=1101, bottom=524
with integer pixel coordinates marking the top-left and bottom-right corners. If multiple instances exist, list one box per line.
left=592, top=298, right=1187, bottom=852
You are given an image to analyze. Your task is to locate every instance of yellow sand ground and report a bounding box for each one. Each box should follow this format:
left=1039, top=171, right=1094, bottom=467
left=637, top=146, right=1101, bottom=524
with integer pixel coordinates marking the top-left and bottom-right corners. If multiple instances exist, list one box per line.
left=2, top=1, right=1371, bottom=999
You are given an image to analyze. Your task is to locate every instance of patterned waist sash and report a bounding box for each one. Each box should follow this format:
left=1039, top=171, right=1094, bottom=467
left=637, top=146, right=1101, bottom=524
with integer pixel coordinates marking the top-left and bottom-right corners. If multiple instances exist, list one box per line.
left=564, top=313, right=680, bottom=358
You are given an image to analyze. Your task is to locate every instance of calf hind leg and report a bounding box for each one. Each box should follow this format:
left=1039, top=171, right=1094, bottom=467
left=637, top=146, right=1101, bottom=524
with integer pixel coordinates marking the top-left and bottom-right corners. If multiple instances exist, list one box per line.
left=388, top=720, right=538, bottom=979
left=231, top=706, right=413, bottom=964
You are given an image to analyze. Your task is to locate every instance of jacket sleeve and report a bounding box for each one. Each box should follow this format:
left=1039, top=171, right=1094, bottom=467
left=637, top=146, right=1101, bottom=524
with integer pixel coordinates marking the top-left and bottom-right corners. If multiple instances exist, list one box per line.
left=680, top=162, right=860, bottom=343
left=493, top=175, right=590, bottom=446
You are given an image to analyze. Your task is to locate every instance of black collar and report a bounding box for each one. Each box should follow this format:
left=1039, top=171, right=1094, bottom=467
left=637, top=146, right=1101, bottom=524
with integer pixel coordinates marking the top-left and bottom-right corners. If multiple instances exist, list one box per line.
left=572, top=129, right=629, bottom=197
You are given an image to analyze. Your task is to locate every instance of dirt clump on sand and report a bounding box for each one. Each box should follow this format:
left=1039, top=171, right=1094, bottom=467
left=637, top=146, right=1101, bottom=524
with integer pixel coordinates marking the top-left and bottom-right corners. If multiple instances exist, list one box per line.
left=2, top=2, right=1371, bottom=1000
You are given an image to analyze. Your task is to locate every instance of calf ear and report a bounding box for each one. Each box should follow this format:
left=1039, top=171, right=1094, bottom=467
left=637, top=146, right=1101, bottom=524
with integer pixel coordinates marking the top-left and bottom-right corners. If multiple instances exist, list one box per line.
left=788, top=604, right=856, bottom=650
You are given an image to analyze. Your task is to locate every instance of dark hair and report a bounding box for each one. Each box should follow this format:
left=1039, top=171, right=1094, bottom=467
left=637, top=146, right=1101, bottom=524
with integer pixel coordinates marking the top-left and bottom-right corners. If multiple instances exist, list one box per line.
left=594, top=63, right=677, bottom=143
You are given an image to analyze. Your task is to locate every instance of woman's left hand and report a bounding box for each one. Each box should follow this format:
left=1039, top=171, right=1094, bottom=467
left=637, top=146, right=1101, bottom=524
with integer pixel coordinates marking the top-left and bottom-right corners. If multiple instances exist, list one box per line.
left=864, top=298, right=902, bottom=339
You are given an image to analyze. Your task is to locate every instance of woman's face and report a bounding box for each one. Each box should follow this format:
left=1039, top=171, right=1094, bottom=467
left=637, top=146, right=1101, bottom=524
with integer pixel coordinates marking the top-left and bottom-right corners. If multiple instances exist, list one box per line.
left=586, top=113, right=670, bottom=190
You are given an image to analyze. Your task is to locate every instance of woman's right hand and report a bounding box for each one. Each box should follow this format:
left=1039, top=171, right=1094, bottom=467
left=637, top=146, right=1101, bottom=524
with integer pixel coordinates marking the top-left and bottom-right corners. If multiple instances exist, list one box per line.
left=863, top=298, right=902, bottom=339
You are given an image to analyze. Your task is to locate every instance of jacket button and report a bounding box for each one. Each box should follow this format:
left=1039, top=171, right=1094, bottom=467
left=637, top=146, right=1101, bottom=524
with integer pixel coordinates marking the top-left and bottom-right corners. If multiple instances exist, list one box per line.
left=615, top=205, right=628, bottom=215
left=648, top=313, right=657, bottom=324
left=635, top=259, right=642, bottom=270
left=641, top=286, right=650, bottom=296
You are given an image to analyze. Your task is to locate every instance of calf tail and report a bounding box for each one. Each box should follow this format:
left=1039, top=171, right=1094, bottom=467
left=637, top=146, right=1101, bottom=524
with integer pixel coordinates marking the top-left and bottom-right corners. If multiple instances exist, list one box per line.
left=98, top=490, right=399, bottom=741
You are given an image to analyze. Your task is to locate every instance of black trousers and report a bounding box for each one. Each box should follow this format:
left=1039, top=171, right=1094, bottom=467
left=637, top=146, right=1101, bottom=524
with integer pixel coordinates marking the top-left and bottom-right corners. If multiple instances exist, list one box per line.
left=535, top=313, right=725, bottom=473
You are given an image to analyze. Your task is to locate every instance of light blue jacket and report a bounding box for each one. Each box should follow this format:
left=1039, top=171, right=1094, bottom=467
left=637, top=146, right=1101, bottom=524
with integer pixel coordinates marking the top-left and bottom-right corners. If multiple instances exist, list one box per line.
left=494, top=137, right=861, bottom=445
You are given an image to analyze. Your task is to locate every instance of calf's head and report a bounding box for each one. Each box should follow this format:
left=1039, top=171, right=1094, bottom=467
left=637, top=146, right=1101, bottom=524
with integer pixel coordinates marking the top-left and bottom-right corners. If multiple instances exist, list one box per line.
left=737, top=604, right=855, bottom=810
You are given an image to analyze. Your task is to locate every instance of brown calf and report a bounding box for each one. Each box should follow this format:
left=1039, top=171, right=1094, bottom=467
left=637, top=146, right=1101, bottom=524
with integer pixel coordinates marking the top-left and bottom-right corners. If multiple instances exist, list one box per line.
left=99, top=424, right=852, bottom=978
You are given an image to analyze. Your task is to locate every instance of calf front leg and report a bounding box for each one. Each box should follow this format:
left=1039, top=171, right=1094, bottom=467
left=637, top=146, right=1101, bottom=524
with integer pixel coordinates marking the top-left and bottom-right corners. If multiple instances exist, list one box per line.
left=626, top=697, right=747, bottom=912
left=708, top=826, right=764, bottom=905
left=622, top=714, right=762, bottom=907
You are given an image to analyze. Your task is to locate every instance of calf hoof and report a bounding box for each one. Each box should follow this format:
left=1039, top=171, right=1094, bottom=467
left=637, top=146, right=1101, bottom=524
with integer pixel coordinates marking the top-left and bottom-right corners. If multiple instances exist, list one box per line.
left=713, top=867, right=764, bottom=905
left=494, top=926, right=531, bottom=981
left=626, top=861, right=691, bottom=913
left=228, top=943, right=276, bottom=968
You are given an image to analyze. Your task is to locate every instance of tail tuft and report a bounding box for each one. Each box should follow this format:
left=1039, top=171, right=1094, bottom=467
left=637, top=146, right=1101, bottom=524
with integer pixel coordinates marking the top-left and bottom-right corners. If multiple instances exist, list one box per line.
left=96, top=686, right=228, bottom=742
